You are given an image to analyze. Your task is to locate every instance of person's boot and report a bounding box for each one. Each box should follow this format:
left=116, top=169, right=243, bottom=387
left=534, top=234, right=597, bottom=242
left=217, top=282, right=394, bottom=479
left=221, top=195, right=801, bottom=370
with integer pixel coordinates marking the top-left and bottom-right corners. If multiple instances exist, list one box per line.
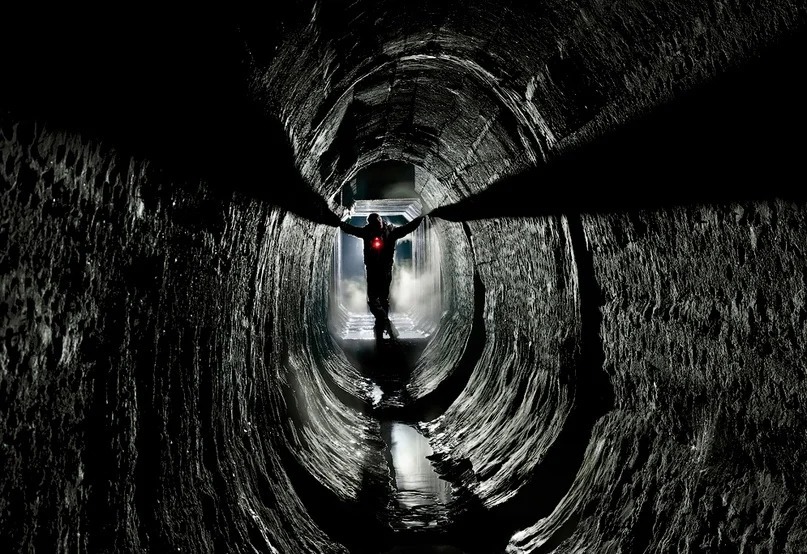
left=374, top=322, right=385, bottom=343
left=386, top=319, right=399, bottom=342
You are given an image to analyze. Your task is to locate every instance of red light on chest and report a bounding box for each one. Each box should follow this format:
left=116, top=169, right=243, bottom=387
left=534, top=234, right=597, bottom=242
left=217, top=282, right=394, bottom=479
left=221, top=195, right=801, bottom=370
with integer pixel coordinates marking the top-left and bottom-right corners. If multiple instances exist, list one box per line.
left=371, top=237, right=383, bottom=250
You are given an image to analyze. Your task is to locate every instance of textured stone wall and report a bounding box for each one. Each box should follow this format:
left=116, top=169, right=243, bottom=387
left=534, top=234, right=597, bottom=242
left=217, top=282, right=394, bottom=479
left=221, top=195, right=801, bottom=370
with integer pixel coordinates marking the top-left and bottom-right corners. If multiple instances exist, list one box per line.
left=0, top=118, right=346, bottom=553
left=508, top=202, right=807, bottom=552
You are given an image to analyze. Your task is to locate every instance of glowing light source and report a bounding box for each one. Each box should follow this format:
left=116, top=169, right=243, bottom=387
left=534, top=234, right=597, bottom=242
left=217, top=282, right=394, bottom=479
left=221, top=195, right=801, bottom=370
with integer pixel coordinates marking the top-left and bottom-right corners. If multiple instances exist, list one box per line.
left=331, top=198, right=439, bottom=341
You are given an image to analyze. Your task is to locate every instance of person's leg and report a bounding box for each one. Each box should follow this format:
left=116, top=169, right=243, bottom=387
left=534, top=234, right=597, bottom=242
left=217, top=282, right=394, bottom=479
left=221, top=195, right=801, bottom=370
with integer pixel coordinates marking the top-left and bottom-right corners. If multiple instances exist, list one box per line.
left=367, top=297, right=386, bottom=339
left=381, top=269, right=397, bottom=339
left=386, top=317, right=398, bottom=340
left=366, top=268, right=388, bottom=341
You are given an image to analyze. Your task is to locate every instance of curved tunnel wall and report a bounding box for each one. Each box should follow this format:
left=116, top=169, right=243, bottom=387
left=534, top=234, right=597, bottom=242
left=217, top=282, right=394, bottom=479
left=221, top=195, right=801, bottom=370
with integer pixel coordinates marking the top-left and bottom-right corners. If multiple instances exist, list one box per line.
left=0, top=121, right=348, bottom=552
left=425, top=214, right=582, bottom=510
left=2, top=2, right=807, bottom=554
left=511, top=204, right=807, bottom=552
left=254, top=3, right=807, bottom=546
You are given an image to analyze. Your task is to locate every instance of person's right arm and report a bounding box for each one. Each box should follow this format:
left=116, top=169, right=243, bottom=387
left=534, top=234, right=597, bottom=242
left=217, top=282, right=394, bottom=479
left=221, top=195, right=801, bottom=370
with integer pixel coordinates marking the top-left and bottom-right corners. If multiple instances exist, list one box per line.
left=339, top=220, right=365, bottom=238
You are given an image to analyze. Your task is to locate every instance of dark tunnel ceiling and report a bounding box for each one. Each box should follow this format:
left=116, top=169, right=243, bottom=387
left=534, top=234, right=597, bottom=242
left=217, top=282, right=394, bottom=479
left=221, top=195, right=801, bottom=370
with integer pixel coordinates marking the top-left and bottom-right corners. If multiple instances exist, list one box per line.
left=4, top=3, right=807, bottom=215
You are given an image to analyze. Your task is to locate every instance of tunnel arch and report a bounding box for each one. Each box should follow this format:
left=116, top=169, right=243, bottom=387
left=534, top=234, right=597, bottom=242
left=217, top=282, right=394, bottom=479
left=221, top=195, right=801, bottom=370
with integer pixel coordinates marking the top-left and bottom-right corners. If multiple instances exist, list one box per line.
left=259, top=15, right=610, bottom=545
left=269, top=143, right=592, bottom=550
left=262, top=33, right=559, bottom=205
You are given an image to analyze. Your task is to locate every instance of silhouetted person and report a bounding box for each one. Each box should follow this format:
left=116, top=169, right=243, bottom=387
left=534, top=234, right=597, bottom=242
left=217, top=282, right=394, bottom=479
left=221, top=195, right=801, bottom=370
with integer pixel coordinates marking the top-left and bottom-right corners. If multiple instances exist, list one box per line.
left=339, top=213, right=425, bottom=342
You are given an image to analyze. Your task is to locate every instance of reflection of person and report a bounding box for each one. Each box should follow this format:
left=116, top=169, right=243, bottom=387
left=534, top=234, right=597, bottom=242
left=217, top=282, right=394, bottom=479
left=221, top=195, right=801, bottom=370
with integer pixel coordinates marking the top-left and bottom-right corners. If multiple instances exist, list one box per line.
left=339, top=213, right=425, bottom=342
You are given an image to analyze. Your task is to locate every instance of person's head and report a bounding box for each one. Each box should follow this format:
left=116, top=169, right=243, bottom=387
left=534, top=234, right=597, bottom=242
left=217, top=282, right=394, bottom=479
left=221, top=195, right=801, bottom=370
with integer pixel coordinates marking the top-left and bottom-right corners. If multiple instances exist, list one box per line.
left=367, top=213, right=383, bottom=230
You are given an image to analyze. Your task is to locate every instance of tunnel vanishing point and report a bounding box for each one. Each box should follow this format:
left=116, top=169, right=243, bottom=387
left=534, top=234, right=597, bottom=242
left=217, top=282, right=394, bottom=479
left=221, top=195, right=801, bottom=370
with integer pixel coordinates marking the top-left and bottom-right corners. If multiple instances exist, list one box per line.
left=2, top=4, right=807, bottom=553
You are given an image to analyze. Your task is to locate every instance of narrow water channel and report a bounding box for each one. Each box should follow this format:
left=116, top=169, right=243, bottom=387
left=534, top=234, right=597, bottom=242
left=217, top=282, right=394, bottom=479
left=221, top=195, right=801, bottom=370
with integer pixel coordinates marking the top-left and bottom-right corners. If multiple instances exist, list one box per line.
left=381, top=421, right=453, bottom=531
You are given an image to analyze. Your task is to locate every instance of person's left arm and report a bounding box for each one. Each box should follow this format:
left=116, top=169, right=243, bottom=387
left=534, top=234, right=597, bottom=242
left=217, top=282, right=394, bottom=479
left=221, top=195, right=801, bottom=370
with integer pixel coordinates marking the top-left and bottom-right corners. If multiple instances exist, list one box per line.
left=390, top=216, right=424, bottom=239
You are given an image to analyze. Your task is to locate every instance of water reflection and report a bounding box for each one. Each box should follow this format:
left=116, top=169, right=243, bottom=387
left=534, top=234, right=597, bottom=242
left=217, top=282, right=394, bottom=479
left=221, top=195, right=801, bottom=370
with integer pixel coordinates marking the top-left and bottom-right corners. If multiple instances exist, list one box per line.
left=389, top=423, right=452, bottom=507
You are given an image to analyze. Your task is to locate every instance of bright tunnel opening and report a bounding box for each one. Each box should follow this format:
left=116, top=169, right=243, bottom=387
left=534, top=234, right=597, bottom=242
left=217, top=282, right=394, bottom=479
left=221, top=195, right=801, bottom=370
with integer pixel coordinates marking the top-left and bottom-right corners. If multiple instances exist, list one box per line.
left=329, top=198, right=441, bottom=342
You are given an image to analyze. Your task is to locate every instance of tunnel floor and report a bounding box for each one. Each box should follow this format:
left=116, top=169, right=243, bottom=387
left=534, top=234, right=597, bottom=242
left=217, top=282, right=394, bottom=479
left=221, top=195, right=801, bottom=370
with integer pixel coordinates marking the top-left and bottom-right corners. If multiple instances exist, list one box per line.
left=338, top=337, right=471, bottom=554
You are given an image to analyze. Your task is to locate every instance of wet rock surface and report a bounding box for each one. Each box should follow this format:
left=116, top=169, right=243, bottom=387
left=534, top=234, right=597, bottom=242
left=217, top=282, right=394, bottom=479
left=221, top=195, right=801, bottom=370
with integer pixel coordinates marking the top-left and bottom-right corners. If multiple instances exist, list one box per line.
left=0, top=120, right=347, bottom=552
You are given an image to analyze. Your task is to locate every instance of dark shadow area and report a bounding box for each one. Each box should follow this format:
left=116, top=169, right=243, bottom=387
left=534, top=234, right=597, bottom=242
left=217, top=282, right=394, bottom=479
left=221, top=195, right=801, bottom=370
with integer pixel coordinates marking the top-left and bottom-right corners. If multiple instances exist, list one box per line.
left=277, top=357, right=397, bottom=553
left=428, top=27, right=807, bottom=222
left=354, top=161, right=417, bottom=200
left=1, top=10, right=341, bottom=228
left=277, top=437, right=396, bottom=553
left=340, top=339, right=424, bottom=408
left=311, top=338, right=423, bottom=417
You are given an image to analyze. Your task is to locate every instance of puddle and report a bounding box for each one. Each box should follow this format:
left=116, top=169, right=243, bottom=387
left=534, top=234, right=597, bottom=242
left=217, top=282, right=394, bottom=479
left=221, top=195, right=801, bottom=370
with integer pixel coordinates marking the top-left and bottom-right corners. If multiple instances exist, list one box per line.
left=388, top=422, right=452, bottom=507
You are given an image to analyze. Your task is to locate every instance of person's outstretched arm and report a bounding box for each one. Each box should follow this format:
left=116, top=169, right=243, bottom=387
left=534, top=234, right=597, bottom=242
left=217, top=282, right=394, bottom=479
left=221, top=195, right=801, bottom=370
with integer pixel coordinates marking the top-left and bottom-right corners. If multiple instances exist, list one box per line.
left=390, top=215, right=425, bottom=239
left=339, top=219, right=366, bottom=238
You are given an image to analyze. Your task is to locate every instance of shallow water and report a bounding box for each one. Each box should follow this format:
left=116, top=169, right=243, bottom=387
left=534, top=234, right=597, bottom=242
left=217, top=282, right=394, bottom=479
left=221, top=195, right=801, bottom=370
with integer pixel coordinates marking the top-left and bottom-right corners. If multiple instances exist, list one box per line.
left=389, top=422, right=453, bottom=507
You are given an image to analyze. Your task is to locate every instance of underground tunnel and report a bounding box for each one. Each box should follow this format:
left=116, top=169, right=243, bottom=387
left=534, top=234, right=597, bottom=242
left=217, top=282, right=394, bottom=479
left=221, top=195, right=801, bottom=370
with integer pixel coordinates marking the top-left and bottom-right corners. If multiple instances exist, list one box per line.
left=2, top=3, right=807, bottom=553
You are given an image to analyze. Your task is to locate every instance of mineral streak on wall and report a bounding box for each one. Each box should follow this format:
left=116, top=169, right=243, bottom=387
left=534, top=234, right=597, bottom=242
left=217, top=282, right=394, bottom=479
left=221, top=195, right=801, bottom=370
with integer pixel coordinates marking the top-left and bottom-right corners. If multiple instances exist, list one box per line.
left=2, top=1, right=807, bottom=553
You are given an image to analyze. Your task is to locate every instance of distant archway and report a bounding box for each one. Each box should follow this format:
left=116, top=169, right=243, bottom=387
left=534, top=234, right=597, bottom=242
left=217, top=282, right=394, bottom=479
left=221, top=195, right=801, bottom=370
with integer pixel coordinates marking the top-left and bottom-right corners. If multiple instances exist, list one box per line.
left=329, top=161, right=442, bottom=342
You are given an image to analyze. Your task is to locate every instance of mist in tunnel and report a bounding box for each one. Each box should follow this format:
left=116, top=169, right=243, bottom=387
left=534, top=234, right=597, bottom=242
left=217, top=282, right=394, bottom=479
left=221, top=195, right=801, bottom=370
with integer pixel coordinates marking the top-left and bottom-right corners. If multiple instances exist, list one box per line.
left=3, top=3, right=807, bottom=554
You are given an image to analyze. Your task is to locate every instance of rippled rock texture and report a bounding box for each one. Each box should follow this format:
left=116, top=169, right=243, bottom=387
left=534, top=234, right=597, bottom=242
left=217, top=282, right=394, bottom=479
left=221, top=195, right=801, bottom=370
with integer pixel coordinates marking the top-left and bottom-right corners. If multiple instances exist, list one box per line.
left=0, top=120, right=353, bottom=552
left=3, top=2, right=807, bottom=553
left=509, top=204, right=807, bottom=552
